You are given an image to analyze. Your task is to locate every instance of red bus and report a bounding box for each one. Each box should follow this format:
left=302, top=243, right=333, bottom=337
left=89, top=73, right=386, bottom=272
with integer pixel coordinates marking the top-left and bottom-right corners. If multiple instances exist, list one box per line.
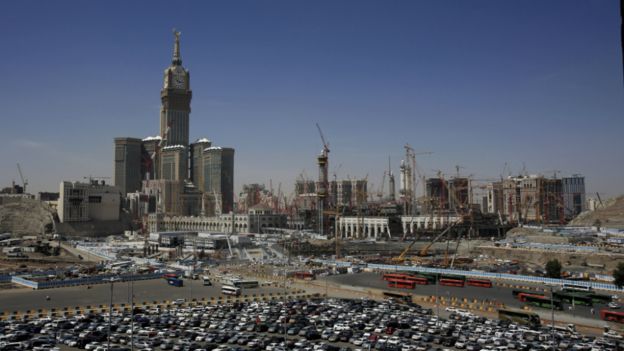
left=163, top=273, right=179, bottom=279
left=466, top=279, right=493, bottom=288
left=386, top=276, right=428, bottom=285
left=517, top=292, right=547, bottom=302
left=383, top=273, right=410, bottom=281
left=388, top=279, right=415, bottom=289
left=293, top=271, right=315, bottom=280
left=404, top=276, right=429, bottom=285
left=438, top=278, right=465, bottom=287
left=600, top=309, right=624, bottom=323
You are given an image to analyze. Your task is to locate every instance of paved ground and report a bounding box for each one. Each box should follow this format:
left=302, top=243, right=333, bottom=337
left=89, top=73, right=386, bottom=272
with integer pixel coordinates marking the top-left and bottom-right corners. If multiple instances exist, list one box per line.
left=0, top=278, right=288, bottom=313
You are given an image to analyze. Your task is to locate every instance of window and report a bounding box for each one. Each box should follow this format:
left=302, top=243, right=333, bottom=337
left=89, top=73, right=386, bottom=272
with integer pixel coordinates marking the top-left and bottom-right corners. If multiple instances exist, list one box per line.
left=88, top=196, right=102, bottom=203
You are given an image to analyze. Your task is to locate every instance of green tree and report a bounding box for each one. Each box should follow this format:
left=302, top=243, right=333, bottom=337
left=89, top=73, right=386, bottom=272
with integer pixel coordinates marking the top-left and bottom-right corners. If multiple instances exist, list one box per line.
left=545, top=259, right=562, bottom=279
left=614, top=262, right=624, bottom=289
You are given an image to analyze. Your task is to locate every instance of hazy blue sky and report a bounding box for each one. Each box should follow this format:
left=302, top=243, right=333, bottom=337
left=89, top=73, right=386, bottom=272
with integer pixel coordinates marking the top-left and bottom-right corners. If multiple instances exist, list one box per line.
left=0, top=1, right=622, bottom=199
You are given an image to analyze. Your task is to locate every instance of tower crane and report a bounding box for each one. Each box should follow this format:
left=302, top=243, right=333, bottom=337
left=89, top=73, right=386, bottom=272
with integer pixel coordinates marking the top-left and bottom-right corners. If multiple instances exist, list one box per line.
left=315, top=123, right=330, bottom=237
left=16, top=163, right=28, bottom=194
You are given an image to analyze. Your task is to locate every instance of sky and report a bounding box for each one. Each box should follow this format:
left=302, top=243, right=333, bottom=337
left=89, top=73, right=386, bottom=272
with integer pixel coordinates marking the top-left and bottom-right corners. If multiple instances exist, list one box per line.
left=0, top=1, right=622, bottom=199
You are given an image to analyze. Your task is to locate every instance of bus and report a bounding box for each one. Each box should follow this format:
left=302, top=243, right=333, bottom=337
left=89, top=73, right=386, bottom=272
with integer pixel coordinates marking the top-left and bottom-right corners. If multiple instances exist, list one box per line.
left=440, top=274, right=466, bottom=282
left=233, top=280, right=259, bottom=289
left=293, top=271, right=315, bottom=280
left=383, top=273, right=409, bottom=281
left=512, top=289, right=534, bottom=298
left=517, top=292, right=547, bottom=302
left=388, top=279, right=416, bottom=289
left=588, top=293, right=612, bottom=304
left=562, top=283, right=592, bottom=292
left=524, top=295, right=563, bottom=310
left=404, top=276, right=430, bottom=285
left=416, top=273, right=438, bottom=284
left=439, top=278, right=465, bottom=287
left=553, top=291, right=593, bottom=306
left=466, top=278, right=493, bottom=288
left=222, top=285, right=241, bottom=296
left=167, top=277, right=183, bottom=287
left=600, top=309, right=624, bottom=324
left=498, top=309, right=541, bottom=328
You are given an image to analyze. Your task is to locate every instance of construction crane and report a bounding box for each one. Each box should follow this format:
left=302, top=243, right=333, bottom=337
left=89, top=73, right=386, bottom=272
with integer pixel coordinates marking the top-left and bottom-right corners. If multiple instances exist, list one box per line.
left=16, top=163, right=28, bottom=194
left=421, top=171, right=471, bottom=260
left=315, top=123, right=330, bottom=237
left=403, top=145, right=433, bottom=214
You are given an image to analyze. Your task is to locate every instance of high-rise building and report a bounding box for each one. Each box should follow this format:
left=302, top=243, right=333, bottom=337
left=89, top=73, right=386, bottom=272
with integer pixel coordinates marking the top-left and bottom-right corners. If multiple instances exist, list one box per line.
left=160, top=30, right=192, bottom=150
left=113, top=32, right=235, bottom=220
left=113, top=137, right=143, bottom=195
left=160, top=145, right=187, bottom=181
left=562, top=175, right=585, bottom=220
left=203, top=147, right=235, bottom=214
left=190, top=138, right=212, bottom=190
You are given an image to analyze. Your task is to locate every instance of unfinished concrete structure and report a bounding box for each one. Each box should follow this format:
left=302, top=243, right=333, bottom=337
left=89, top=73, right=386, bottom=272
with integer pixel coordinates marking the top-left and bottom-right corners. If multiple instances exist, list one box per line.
left=58, top=180, right=120, bottom=223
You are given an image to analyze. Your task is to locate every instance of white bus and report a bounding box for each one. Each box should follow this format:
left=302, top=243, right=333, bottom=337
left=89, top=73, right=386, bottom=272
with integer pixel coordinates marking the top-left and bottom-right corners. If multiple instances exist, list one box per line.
left=233, top=280, right=259, bottom=289
left=562, top=283, right=592, bottom=292
left=221, top=285, right=241, bottom=296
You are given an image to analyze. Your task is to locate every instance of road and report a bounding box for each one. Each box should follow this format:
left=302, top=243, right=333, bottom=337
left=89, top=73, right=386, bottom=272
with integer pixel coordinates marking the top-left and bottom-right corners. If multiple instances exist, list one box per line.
left=0, top=278, right=288, bottom=313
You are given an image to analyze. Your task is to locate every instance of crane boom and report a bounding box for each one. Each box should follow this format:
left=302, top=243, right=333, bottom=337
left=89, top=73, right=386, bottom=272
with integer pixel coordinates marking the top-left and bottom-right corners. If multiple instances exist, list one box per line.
left=418, top=219, right=461, bottom=256
left=16, top=163, right=28, bottom=193
left=316, top=123, right=329, bottom=152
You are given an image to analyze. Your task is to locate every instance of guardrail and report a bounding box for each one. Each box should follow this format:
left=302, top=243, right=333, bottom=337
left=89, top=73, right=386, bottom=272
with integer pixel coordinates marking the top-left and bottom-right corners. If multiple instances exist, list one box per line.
left=312, top=259, right=623, bottom=292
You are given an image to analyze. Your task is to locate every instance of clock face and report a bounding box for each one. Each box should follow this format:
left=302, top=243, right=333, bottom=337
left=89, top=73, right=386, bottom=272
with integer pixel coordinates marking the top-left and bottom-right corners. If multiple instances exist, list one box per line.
left=173, top=74, right=185, bottom=89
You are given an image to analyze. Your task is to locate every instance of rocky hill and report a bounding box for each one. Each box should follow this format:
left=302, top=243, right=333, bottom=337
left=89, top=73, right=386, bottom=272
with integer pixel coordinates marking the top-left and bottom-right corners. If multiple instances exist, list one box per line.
left=0, top=198, right=55, bottom=235
left=569, top=195, right=624, bottom=229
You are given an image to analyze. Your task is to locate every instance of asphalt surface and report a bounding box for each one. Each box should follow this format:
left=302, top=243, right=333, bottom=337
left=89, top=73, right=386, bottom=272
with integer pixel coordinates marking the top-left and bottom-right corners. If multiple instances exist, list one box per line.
left=0, top=278, right=287, bottom=313
left=325, top=272, right=617, bottom=323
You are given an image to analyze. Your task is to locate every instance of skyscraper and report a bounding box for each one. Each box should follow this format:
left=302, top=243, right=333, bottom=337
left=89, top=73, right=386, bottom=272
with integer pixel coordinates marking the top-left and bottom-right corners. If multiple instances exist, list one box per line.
left=113, top=137, right=142, bottom=195
left=113, top=31, right=234, bottom=219
left=160, top=30, right=192, bottom=149
left=203, top=147, right=235, bottom=214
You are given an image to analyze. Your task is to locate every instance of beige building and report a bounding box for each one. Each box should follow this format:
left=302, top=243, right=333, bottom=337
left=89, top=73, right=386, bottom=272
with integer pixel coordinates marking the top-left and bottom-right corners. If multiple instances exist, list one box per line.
left=58, top=181, right=121, bottom=223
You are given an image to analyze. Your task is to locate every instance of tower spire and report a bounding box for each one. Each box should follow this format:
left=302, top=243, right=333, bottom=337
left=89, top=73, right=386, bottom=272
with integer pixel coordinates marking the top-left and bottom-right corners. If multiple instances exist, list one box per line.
left=172, top=28, right=182, bottom=65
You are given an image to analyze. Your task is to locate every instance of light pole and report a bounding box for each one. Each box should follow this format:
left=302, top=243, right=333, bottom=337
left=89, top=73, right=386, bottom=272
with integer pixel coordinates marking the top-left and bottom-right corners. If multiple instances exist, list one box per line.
left=549, top=285, right=556, bottom=351
left=107, top=277, right=118, bottom=351
left=130, top=279, right=134, bottom=351
left=435, top=273, right=440, bottom=322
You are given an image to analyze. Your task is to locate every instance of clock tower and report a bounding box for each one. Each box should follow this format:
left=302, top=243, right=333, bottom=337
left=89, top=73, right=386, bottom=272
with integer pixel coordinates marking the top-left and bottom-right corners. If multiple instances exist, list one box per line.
left=160, top=30, right=192, bottom=149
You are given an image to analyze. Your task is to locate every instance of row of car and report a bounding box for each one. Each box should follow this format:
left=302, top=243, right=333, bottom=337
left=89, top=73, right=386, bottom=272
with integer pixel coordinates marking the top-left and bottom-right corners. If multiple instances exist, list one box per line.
left=0, top=298, right=622, bottom=351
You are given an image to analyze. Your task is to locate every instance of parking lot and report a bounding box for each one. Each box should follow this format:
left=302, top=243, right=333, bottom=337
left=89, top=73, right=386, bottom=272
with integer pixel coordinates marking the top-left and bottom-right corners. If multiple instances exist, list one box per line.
left=1, top=297, right=623, bottom=351
left=0, top=278, right=287, bottom=314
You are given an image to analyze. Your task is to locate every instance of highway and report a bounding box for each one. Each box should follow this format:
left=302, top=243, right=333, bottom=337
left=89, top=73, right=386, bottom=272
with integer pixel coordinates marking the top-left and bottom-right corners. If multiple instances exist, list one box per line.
left=0, top=278, right=287, bottom=313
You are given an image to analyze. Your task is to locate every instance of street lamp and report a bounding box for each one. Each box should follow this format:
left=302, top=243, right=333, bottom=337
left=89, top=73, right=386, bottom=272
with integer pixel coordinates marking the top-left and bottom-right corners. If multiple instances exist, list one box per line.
left=548, top=285, right=556, bottom=351
left=435, top=272, right=440, bottom=320
left=106, top=277, right=119, bottom=351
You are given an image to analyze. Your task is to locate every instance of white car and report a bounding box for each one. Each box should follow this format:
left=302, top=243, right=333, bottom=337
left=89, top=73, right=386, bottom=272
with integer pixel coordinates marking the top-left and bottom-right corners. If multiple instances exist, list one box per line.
left=608, top=302, right=621, bottom=309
